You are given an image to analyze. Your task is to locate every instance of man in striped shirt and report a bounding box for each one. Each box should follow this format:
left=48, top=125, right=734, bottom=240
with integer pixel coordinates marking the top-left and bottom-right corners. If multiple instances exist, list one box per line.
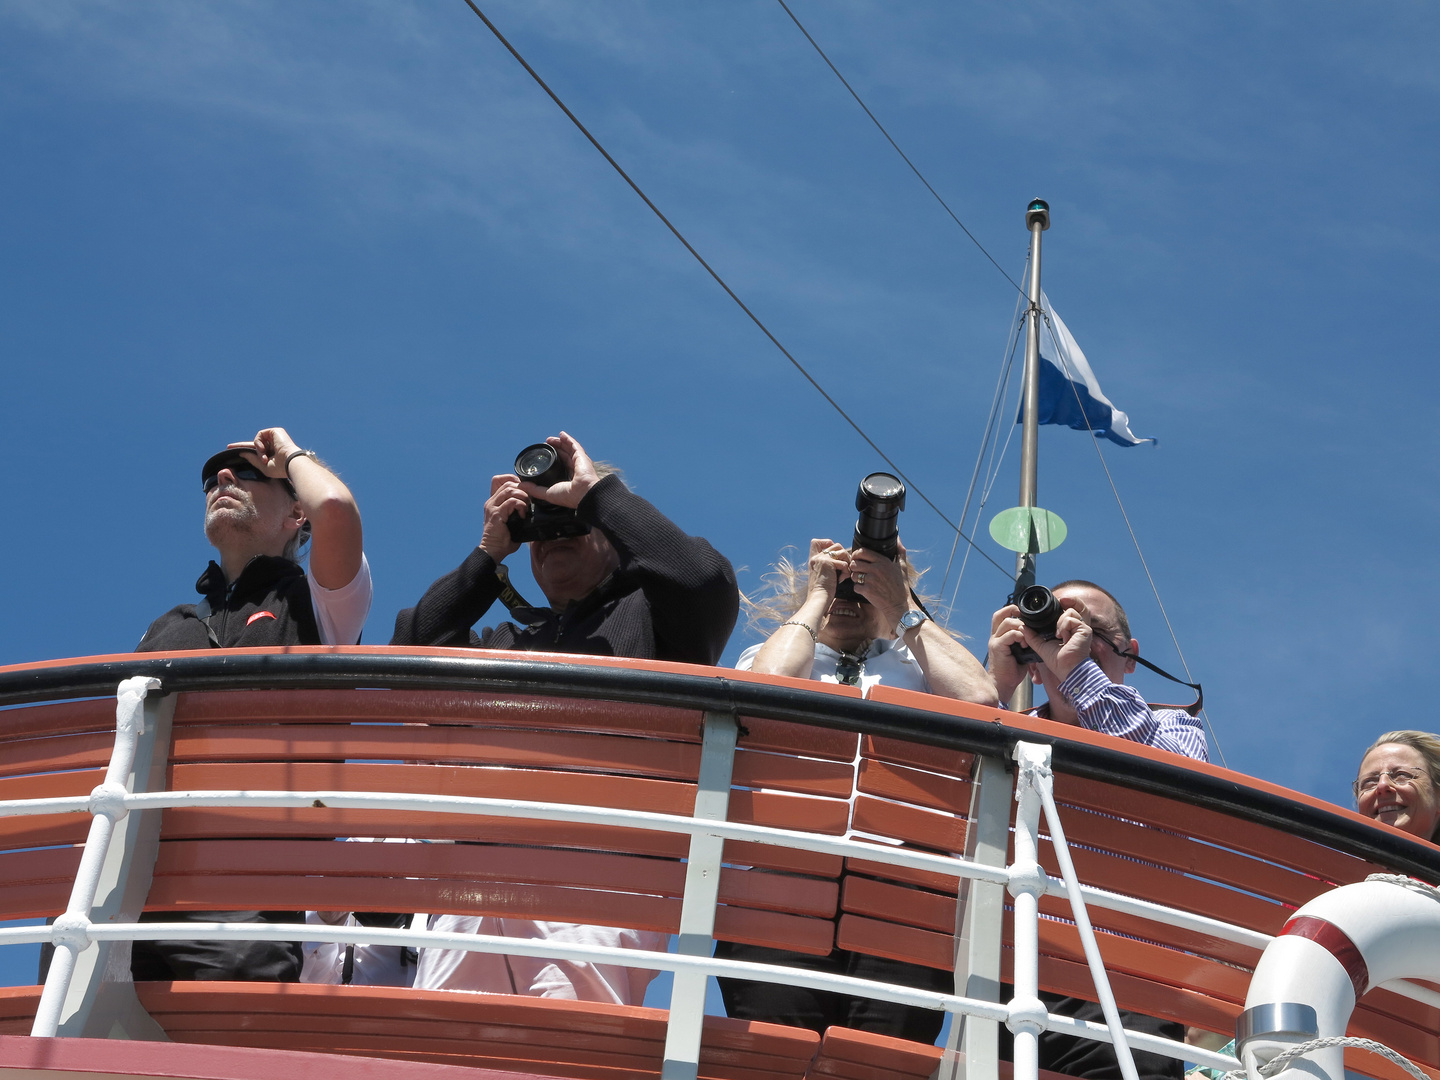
left=988, top=579, right=1207, bottom=762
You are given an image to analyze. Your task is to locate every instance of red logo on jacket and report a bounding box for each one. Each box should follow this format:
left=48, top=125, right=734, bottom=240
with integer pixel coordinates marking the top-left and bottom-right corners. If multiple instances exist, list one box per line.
left=247, top=611, right=278, bottom=626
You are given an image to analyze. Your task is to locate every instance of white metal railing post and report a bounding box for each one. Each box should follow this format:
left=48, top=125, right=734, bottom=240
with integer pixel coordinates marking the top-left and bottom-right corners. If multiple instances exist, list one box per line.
left=1035, top=766, right=1140, bottom=1080
left=661, top=710, right=738, bottom=1080
left=937, top=753, right=1014, bottom=1080
left=32, top=677, right=161, bottom=1038
left=1007, top=742, right=1052, bottom=1080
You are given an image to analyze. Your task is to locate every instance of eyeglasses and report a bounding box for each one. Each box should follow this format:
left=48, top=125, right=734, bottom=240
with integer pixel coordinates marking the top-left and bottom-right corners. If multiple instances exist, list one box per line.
left=202, top=465, right=270, bottom=493
left=1353, top=768, right=1427, bottom=798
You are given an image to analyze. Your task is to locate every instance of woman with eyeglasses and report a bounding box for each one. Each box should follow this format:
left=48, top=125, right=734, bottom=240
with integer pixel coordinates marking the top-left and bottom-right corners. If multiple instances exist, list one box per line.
left=1354, top=731, right=1440, bottom=841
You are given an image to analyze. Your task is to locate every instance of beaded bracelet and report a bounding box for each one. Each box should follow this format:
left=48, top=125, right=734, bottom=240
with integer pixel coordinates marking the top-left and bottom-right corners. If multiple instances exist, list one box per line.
left=780, top=620, right=818, bottom=642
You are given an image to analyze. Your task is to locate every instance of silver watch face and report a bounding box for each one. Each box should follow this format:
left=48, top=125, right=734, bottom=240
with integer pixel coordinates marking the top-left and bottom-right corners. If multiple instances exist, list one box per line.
left=898, top=610, right=927, bottom=633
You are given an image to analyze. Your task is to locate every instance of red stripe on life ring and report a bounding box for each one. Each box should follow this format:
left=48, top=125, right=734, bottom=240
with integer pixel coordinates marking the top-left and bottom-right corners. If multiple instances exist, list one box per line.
left=1282, top=915, right=1369, bottom=998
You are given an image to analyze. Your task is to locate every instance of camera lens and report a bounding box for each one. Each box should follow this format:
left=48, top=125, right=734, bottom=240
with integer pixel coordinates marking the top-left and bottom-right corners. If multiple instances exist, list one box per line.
left=859, top=473, right=905, bottom=503
left=1016, top=585, right=1062, bottom=635
left=515, top=444, right=558, bottom=479
left=852, top=472, right=906, bottom=559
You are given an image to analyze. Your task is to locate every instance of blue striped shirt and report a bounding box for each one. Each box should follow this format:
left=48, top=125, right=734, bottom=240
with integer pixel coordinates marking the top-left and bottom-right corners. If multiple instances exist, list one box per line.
left=1050, top=658, right=1209, bottom=762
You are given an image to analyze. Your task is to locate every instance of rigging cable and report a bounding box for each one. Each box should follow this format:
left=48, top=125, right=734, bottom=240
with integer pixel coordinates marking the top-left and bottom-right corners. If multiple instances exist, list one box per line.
left=1039, top=311, right=1226, bottom=766
left=775, top=0, right=1025, bottom=299
left=456, top=0, right=1011, bottom=577
left=936, top=283, right=1027, bottom=609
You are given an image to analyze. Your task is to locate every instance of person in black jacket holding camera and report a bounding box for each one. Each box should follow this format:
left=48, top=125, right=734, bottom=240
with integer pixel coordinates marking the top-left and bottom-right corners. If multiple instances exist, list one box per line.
left=392, top=431, right=738, bottom=1004
left=392, top=431, right=736, bottom=665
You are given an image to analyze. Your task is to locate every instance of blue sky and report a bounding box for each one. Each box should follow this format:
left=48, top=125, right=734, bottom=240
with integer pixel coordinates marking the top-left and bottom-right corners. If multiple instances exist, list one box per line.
left=2, top=0, right=1437, bottom=986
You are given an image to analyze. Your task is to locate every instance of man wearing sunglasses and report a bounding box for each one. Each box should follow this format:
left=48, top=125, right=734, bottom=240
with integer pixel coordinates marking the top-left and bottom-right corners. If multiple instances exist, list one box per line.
left=130, top=426, right=371, bottom=984
left=137, top=426, right=371, bottom=653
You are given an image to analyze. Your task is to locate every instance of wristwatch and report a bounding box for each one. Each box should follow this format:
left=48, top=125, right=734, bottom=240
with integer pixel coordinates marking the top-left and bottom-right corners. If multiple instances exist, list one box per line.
left=895, top=609, right=929, bottom=637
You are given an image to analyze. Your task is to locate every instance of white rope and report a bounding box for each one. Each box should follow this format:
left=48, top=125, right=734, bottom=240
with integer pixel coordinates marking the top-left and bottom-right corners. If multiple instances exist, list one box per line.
left=1366, top=873, right=1440, bottom=899
left=1226, top=1035, right=1431, bottom=1080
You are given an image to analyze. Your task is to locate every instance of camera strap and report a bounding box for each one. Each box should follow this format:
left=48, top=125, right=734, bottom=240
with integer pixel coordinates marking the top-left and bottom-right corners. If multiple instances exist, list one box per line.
left=1099, top=635, right=1204, bottom=717
left=493, top=565, right=548, bottom=629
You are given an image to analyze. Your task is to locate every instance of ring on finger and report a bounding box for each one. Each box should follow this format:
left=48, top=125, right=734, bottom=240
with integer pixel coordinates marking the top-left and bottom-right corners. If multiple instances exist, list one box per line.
left=854, top=572, right=867, bottom=584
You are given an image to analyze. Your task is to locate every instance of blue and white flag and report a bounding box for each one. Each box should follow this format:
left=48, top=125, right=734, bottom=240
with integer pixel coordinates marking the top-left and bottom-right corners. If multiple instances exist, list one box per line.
left=1024, top=292, right=1154, bottom=447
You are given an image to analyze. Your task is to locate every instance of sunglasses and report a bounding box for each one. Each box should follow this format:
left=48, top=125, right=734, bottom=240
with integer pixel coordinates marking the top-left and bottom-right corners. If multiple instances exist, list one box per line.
left=202, top=465, right=272, bottom=494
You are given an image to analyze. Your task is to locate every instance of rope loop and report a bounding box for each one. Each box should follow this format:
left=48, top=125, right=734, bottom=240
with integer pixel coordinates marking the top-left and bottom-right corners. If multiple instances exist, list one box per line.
left=1223, top=1035, right=1430, bottom=1080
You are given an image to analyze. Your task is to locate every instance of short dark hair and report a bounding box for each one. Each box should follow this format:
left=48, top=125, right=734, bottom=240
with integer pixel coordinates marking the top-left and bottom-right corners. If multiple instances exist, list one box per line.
left=1053, top=579, right=1130, bottom=642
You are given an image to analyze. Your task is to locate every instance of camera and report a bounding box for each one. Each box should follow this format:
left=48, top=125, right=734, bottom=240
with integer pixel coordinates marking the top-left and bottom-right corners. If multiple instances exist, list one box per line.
left=506, top=443, right=594, bottom=544
left=835, top=472, right=906, bottom=604
left=1009, top=584, right=1062, bottom=665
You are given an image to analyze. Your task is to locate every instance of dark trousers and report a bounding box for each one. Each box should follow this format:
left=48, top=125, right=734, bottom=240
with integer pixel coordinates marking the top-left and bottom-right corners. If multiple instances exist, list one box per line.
left=998, top=990, right=1183, bottom=1080
left=714, top=941, right=951, bottom=1044
left=129, top=911, right=303, bottom=982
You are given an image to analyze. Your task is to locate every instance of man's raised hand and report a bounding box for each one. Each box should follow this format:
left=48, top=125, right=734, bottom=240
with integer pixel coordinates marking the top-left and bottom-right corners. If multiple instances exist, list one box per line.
left=518, top=431, right=598, bottom=509
left=479, top=474, right=527, bottom=561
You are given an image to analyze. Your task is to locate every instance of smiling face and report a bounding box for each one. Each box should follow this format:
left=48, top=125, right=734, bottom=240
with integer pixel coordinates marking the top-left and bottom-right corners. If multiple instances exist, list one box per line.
left=1356, top=742, right=1440, bottom=840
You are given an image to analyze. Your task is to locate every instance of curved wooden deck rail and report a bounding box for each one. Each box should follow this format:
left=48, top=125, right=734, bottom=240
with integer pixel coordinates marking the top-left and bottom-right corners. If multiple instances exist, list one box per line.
left=0, top=647, right=1437, bottom=1080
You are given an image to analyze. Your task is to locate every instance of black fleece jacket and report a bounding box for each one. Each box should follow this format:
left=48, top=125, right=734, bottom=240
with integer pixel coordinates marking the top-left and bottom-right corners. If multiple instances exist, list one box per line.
left=137, top=556, right=321, bottom=651
left=391, top=475, right=737, bottom=665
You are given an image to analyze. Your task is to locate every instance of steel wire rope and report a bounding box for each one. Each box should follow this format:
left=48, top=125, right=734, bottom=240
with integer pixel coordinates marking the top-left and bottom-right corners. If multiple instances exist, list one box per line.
left=944, top=304, right=1030, bottom=615
left=936, top=286, right=1027, bottom=611
left=457, top=0, right=1011, bottom=577
left=1038, top=310, right=1226, bottom=766
left=947, top=325, right=1025, bottom=616
left=775, top=0, right=1025, bottom=299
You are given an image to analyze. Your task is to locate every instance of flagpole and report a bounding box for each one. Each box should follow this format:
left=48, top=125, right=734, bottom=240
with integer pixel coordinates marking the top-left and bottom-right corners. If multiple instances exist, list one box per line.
left=1010, top=198, right=1049, bottom=712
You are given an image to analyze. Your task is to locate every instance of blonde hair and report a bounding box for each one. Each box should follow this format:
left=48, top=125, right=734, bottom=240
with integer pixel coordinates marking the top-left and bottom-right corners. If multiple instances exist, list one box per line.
left=742, top=545, right=957, bottom=640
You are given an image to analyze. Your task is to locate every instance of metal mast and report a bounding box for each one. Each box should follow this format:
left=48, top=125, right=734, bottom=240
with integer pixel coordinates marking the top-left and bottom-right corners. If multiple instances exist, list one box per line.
left=1010, top=199, right=1050, bottom=711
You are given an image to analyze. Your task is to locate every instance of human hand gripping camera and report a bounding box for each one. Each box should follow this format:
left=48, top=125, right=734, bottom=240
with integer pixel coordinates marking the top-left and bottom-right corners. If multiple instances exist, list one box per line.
left=742, top=473, right=997, bottom=705
left=477, top=431, right=618, bottom=606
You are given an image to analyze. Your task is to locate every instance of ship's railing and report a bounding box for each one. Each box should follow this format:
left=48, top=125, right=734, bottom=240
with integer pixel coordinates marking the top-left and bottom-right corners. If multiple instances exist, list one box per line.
left=0, top=648, right=1436, bottom=1080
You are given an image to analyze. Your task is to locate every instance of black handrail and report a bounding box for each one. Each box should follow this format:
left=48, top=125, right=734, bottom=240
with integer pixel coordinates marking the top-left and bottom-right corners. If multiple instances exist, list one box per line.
left=3, top=649, right=1437, bottom=883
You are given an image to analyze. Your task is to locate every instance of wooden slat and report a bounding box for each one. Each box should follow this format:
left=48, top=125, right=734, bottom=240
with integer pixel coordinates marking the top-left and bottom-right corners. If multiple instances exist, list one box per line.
left=0, top=731, right=117, bottom=777
left=736, top=717, right=858, bottom=762
left=0, top=697, right=115, bottom=740
left=172, top=689, right=707, bottom=740
left=1036, top=840, right=1296, bottom=936
left=724, top=842, right=842, bottom=878
left=841, top=876, right=953, bottom=935
left=157, top=808, right=692, bottom=857
left=715, top=905, right=835, bottom=956
left=170, top=762, right=698, bottom=815
left=1043, top=802, right=1344, bottom=909
left=132, top=983, right=821, bottom=1080
left=850, top=797, right=966, bottom=854
left=733, top=749, right=856, bottom=798
left=175, top=725, right=702, bottom=780
left=861, top=737, right=976, bottom=783
left=1051, top=773, right=1381, bottom=887
left=855, top=758, right=972, bottom=814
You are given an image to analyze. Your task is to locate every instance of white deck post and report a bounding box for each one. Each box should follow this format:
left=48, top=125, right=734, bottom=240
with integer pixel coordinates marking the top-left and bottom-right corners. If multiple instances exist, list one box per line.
left=34, top=678, right=171, bottom=1040
left=1007, top=742, right=1051, bottom=1080
left=937, top=753, right=1014, bottom=1080
left=661, top=710, right=738, bottom=1080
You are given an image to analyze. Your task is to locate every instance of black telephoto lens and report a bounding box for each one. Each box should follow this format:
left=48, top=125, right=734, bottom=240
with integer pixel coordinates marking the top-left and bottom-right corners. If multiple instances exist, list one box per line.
left=851, top=472, right=906, bottom=559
